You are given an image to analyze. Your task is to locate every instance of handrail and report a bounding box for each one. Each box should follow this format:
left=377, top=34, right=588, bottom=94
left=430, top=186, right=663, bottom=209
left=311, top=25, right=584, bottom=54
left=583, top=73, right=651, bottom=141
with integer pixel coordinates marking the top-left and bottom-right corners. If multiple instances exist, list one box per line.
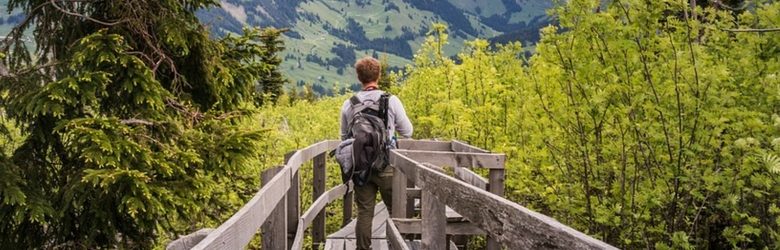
left=191, top=140, right=339, bottom=249
left=290, top=181, right=353, bottom=249
left=169, top=139, right=617, bottom=250
left=389, top=149, right=618, bottom=249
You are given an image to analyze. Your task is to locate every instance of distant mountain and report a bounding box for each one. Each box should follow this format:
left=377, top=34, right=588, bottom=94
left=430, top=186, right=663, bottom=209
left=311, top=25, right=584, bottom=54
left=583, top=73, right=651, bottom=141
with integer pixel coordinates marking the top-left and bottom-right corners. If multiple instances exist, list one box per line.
left=0, top=0, right=553, bottom=95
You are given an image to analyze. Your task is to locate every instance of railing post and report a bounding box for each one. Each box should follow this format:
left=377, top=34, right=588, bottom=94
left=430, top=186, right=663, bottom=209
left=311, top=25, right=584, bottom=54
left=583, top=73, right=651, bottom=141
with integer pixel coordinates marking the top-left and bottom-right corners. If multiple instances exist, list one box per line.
left=312, top=152, right=327, bottom=249
left=420, top=164, right=447, bottom=249
left=261, top=166, right=287, bottom=250
left=421, top=187, right=447, bottom=249
left=392, top=167, right=407, bottom=219
left=285, top=151, right=299, bottom=250
left=487, top=168, right=506, bottom=250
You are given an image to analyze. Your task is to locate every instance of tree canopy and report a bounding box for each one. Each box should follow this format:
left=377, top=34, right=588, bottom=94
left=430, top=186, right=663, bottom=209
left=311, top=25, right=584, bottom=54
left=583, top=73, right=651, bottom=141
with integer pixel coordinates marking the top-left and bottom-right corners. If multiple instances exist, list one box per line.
left=0, top=0, right=281, bottom=248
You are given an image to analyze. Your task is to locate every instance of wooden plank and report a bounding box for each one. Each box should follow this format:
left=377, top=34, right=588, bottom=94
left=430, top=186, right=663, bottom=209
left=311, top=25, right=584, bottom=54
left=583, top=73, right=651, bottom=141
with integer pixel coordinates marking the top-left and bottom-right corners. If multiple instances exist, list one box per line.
left=421, top=187, right=446, bottom=249
left=453, top=167, right=488, bottom=190
left=313, top=152, right=327, bottom=248
left=394, top=149, right=506, bottom=169
left=397, top=139, right=453, bottom=151
left=390, top=150, right=419, bottom=182
left=328, top=203, right=387, bottom=239
left=386, top=219, right=411, bottom=250
left=291, top=183, right=351, bottom=249
left=373, top=239, right=390, bottom=250
left=192, top=167, right=292, bottom=250
left=285, top=140, right=340, bottom=173
left=166, top=228, right=213, bottom=250
left=414, top=164, right=618, bottom=250
left=392, top=167, right=408, bottom=219
left=261, top=166, right=287, bottom=250
left=406, top=188, right=421, bottom=199
left=488, top=169, right=505, bottom=197
left=324, top=239, right=343, bottom=250
left=487, top=168, right=505, bottom=250
left=406, top=180, right=416, bottom=218
left=285, top=151, right=300, bottom=249
left=392, top=219, right=486, bottom=236
left=449, top=240, right=459, bottom=250
left=344, top=239, right=357, bottom=249
left=451, top=140, right=489, bottom=153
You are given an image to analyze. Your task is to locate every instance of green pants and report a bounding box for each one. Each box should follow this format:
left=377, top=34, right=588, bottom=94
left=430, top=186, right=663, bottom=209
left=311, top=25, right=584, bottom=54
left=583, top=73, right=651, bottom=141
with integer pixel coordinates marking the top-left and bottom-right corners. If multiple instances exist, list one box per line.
left=354, top=166, right=394, bottom=250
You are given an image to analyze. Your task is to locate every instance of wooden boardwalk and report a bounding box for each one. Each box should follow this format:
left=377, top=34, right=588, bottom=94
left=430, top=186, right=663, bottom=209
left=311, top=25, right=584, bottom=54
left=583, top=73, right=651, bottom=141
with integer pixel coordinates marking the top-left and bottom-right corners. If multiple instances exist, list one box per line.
left=325, top=203, right=466, bottom=250
left=324, top=203, right=389, bottom=250
left=167, top=140, right=618, bottom=250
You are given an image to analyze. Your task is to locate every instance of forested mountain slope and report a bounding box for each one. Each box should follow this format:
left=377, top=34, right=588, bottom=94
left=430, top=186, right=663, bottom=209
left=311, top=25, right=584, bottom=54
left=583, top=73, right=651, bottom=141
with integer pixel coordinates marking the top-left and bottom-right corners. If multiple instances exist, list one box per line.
left=0, top=0, right=552, bottom=93
left=196, top=0, right=552, bottom=93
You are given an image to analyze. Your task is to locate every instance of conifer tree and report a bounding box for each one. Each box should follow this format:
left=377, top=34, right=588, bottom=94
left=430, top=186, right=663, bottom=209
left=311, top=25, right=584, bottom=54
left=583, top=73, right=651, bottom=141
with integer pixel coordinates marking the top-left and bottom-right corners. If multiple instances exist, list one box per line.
left=0, top=0, right=268, bottom=248
left=256, top=28, right=288, bottom=105
left=377, top=54, right=396, bottom=91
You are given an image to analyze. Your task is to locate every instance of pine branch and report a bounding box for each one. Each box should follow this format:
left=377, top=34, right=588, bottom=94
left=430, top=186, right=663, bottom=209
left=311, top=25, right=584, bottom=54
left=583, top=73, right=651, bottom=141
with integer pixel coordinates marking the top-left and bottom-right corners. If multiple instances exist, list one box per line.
left=120, top=119, right=154, bottom=126
left=711, top=0, right=749, bottom=11
left=723, top=28, right=780, bottom=33
left=49, top=0, right=128, bottom=26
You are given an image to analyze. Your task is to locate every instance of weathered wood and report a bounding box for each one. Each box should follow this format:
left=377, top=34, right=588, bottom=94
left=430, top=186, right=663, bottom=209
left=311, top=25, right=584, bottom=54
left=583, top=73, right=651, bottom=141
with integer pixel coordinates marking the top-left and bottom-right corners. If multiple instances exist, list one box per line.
left=312, top=152, right=327, bottom=248
left=421, top=185, right=446, bottom=249
left=166, top=228, right=213, bottom=250
left=415, top=164, right=617, bottom=250
left=406, top=188, right=421, bottom=199
left=451, top=140, right=489, bottom=153
left=487, top=168, right=506, bottom=250
left=285, top=140, right=340, bottom=173
left=328, top=203, right=388, bottom=239
left=344, top=239, right=357, bottom=249
left=392, top=219, right=486, bottom=236
left=324, top=239, right=343, bottom=250
left=453, top=167, right=488, bottom=190
left=394, top=149, right=506, bottom=169
left=192, top=167, right=292, bottom=250
left=392, top=166, right=408, bottom=219
left=387, top=219, right=411, bottom=250
left=397, top=139, right=453, bottom=151
left=406, top=180, right=416, bottom=218
left=488, top=169, right=505, bottom=197
left=261, top=166, right=287, bottom=250
left=391, top=151, right=419, bottom=220
left=291, top=183, right=352, bottom=249
left=194, top=140, right=338, bottom=250
left=390, top=150, right=419, bottom=182
left=285, top=151, right=300, bottom=249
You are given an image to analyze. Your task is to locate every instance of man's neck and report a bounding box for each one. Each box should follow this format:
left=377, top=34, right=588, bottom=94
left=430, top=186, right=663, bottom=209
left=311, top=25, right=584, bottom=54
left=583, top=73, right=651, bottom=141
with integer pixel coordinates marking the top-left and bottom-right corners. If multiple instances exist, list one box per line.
left=362, top=82, right=379, bottom=91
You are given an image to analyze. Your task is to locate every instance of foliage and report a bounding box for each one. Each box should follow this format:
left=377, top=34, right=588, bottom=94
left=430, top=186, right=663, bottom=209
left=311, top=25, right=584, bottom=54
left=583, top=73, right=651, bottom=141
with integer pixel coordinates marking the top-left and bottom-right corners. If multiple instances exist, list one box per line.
left=396, top=1, right=780, bottom=248
left=0, top=0, right=278, bottom=248
left=255, top=27, right=287, bottom=106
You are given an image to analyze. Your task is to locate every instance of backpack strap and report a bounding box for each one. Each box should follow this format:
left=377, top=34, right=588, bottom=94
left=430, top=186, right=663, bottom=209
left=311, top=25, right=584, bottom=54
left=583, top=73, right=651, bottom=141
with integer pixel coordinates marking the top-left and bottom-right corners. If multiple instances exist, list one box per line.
left=379, top=93, right=390, bottom=128
left=350, top=95, right=361, bottom=106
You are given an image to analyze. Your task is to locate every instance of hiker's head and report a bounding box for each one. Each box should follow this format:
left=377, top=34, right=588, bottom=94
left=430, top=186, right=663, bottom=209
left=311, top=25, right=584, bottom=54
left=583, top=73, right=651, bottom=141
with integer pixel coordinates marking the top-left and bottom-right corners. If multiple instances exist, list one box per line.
left=355, top=57, right=381, bottom=85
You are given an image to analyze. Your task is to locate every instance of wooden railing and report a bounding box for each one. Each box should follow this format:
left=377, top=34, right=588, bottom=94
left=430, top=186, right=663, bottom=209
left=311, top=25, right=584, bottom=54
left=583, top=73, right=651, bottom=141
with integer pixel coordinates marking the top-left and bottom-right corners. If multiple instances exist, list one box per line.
left=167, top=139, right=618, bottom=250
left=185, top=140, right=344, bottom=250
left=386, top=141, right=617, bottom=249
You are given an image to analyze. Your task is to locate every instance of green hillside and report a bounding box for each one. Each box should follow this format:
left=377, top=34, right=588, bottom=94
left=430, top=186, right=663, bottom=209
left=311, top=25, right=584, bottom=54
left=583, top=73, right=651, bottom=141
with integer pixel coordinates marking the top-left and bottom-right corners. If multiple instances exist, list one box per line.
left=1, top=0, right=552, bottom=93
left=198, top=0, right=552, bottom=93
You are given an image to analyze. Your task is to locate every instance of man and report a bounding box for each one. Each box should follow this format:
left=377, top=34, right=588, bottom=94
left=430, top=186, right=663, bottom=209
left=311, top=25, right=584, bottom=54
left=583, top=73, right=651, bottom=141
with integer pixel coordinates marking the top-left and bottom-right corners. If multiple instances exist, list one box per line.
left=340, top=56, right=412, bottom=250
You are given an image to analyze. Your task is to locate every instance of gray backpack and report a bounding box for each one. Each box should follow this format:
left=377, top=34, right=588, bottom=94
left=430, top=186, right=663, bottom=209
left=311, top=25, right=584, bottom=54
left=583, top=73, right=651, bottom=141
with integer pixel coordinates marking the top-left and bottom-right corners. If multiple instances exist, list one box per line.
left=340, top=93, right=391, bottom=186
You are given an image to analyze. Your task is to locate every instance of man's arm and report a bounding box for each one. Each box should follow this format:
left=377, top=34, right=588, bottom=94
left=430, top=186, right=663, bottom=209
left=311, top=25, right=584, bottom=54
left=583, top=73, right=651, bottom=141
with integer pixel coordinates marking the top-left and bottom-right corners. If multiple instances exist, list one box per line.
left=340, top=100, right=351, bottom=140
left=390, top=96, right=413, bottom=138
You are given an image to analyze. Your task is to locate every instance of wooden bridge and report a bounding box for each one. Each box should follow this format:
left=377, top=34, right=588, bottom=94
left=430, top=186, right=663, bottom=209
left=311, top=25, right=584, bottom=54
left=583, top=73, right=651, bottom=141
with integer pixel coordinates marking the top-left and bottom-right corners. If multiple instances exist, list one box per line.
left=167, top=140, right=617, bottom=250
